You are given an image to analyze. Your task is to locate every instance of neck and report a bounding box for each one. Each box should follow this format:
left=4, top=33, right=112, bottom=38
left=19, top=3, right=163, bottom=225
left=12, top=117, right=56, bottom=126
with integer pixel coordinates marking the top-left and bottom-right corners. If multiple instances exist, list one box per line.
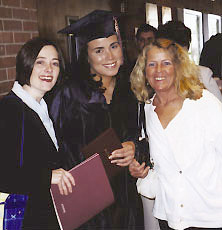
left=22, top=85, right=43, bottom=103
left=93, top=75, right=116, bottom=88
left=103, top=76, right=116, bottom=89
left=154, top=89, right=182, bottom=106
left=96, top=76, right=116, bottom=104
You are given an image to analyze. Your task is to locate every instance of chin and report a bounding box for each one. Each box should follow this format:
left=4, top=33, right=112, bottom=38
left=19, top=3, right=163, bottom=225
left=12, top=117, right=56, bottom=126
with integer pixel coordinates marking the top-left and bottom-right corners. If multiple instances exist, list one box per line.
left=42, top=85, right=54, bottom=93
left=105, top=70, right=119, bottom=77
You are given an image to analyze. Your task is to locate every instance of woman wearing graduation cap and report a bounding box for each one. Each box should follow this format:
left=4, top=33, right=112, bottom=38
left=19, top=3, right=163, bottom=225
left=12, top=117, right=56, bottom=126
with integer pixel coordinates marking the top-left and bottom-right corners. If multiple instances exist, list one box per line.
left=50, top=10, right=145, bottom=230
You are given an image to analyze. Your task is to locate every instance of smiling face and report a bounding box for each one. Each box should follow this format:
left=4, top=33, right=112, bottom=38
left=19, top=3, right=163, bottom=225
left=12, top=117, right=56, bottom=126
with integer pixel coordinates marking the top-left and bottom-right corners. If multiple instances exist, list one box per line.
left=145, top=46, right=176, bottom=94
left=23, top=45, right=60, bottom=101
left=87, top=34, right=123, bottom=78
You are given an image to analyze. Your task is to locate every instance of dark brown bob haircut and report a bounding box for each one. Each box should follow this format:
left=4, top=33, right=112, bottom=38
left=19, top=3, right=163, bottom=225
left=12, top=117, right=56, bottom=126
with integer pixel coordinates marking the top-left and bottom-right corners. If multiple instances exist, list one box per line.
left=16, top=37, right=65, bottom=86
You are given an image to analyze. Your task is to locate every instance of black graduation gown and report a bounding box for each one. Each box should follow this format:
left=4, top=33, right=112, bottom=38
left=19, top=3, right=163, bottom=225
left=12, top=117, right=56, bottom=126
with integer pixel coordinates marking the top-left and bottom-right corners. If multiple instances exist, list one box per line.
left=0, top=92, right=61, bottom=230
left=50, top=74, right=144, bottom=230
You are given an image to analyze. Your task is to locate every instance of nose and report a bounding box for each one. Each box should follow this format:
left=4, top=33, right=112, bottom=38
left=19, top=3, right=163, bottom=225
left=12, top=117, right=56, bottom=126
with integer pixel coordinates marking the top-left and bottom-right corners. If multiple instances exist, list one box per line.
left=157, top=63, right=162, bottom=73
left=144, top=39, right=149, bottom=46
left=106, top=49, right=114, bottom=60
left=45, top=63, right=53, bottom=73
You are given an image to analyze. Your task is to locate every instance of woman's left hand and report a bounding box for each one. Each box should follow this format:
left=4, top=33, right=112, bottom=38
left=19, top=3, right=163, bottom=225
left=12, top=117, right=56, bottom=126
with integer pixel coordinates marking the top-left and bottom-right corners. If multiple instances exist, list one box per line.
left=129, top=159, right=149, bottom=178
left=109, top=141, right=135, bottom=167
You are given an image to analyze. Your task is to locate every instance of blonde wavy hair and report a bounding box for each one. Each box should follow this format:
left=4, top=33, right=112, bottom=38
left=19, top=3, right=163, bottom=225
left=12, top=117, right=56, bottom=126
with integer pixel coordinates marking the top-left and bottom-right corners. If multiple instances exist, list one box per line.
left=130, top=38, right=204, bottom=102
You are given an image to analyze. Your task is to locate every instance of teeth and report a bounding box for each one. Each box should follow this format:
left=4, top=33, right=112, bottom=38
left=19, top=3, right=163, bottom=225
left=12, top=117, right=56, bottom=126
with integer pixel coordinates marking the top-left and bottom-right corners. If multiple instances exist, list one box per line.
left=155, top=77, right=165, bottom=80
left=104, top=63, right=115, bottom=67
left=40, top=76, right=52, bottom=80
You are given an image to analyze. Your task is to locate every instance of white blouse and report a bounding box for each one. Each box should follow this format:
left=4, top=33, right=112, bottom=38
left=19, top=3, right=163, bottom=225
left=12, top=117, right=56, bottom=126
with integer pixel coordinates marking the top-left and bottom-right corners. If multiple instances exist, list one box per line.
left=144, top=90, right=222, bottom=229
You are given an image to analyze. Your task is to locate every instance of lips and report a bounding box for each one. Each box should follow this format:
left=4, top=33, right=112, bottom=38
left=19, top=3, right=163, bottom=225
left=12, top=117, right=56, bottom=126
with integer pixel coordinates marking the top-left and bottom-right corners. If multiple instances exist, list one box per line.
left=103, top=62, right=117, bottom=68
left=39, top=75, right=53, bottom=82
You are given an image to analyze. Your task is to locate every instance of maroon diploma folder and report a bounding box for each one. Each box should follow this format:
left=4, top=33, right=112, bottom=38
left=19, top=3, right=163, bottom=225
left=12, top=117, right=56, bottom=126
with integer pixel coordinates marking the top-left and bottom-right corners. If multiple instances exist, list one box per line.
left=81, top=128, right=124, bottom=180
left=50, top=153, right=114, bottom=230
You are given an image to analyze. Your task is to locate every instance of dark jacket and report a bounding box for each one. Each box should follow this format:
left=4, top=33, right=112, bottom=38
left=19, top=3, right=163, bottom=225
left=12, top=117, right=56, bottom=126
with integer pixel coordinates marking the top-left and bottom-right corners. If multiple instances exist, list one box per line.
left=50, top=73, right=144, bottom=230
left=200, top=33, right=222, bottom=78
left=0, top=92, right=61, bottom=230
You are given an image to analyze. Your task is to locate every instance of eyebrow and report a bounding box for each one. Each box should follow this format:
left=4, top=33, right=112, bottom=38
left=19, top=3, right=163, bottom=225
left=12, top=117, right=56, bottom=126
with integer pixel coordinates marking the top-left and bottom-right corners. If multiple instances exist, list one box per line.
left=36, top=56, right=59, bottom=61
left=92, top=41, right=119, bottom=50
left=110, top=41, right=119, bottom=46
left=93, top=47, right=104, bottom=50
left=147, top=60, right=172, bottom=64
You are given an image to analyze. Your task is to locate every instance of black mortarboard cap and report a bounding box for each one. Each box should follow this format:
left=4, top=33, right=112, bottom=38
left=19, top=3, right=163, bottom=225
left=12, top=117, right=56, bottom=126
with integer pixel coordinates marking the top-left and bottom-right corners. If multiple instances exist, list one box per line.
left=58, top=10, right=117, bottom=43
left=58, top=10, right=120, bottom=60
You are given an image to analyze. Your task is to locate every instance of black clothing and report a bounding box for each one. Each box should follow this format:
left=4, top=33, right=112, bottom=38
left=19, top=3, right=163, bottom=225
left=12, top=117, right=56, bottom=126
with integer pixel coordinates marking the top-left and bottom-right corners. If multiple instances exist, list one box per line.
left=199, top=33, right=222, bottom=78
left=0, top=92, right=60, bottom=229
left=50, top=73, right=144, bottom=229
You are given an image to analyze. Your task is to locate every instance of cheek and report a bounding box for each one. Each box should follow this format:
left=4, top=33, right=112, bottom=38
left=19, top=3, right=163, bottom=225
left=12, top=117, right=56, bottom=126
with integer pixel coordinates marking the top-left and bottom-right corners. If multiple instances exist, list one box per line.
left=117, top=48, right=123, bottom=59
left=145, top=68, right=153, bottom=80
left=138, top=42, right=144, bottom=49
left=53, top=71, right=59, bottom=83
left=54, top=67, right=60, bottom=77
left=29, top=68, right=38, bottom=82
left=88, top=54, right=104, bottom=67
left=168, top=67, right=176, bottom=80
left=114, top=49, right=123, bottom=66
left=111, top=47, right=123, bottom=60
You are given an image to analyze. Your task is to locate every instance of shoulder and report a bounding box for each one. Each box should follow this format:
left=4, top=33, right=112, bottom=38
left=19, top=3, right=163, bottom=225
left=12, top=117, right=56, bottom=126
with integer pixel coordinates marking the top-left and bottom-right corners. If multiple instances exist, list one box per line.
left=197, top=90, right=222, bottom=134
left=0, top=93, right=25, bottom=130
left=52, top=78, right=90, bottom=105
left=0, top=93, right=23, bottom=114
left=188, top=90, right=222, bottom=116
left=198, top=65, right=213, bottom=79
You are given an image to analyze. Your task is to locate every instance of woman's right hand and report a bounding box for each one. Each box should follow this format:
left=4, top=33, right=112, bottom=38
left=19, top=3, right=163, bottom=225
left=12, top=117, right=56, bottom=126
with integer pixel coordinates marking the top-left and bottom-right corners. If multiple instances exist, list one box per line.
left=129, top=159, right=149, bottom=178
left=51, top=168, right=75, bottom=195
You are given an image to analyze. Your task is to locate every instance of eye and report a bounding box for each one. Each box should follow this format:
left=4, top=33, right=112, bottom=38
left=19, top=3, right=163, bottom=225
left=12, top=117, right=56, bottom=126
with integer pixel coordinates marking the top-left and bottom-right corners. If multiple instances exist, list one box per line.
left=35, top=60, right=44, bottom=65
left=147, top=62, right=155, bottom=67
left=95, top=48, right=103, bottom=54
left=52, top=61, right=59, bottom=67
left=139, top=38, right=145, bottom=43
left=163, top=60, right=172, bottom=66
left=111, top=43, right=119, bottom=49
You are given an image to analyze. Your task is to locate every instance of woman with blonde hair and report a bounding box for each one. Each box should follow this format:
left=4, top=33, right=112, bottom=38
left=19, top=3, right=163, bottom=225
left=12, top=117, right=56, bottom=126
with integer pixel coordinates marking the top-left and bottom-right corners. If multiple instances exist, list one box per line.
left=130, top=38, right=222, bottom=230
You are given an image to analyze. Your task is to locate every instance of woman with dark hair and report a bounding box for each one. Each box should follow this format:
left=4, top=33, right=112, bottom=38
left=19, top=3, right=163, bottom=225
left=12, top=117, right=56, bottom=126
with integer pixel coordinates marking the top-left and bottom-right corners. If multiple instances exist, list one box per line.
left=50, top=10, right=145, bottom=230
left=0, top=37, right=74, bottom=230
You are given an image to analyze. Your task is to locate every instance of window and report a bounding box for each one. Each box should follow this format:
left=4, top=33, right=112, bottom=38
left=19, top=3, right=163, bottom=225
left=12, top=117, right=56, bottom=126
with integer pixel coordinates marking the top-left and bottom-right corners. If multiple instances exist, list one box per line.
left=208, top=14, right=221, bottom=38
left=184, top=9, right=203, bottom=64
left=162, top=6, right=172, bottom=25
left=146, top=3, right=158, bottom=28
